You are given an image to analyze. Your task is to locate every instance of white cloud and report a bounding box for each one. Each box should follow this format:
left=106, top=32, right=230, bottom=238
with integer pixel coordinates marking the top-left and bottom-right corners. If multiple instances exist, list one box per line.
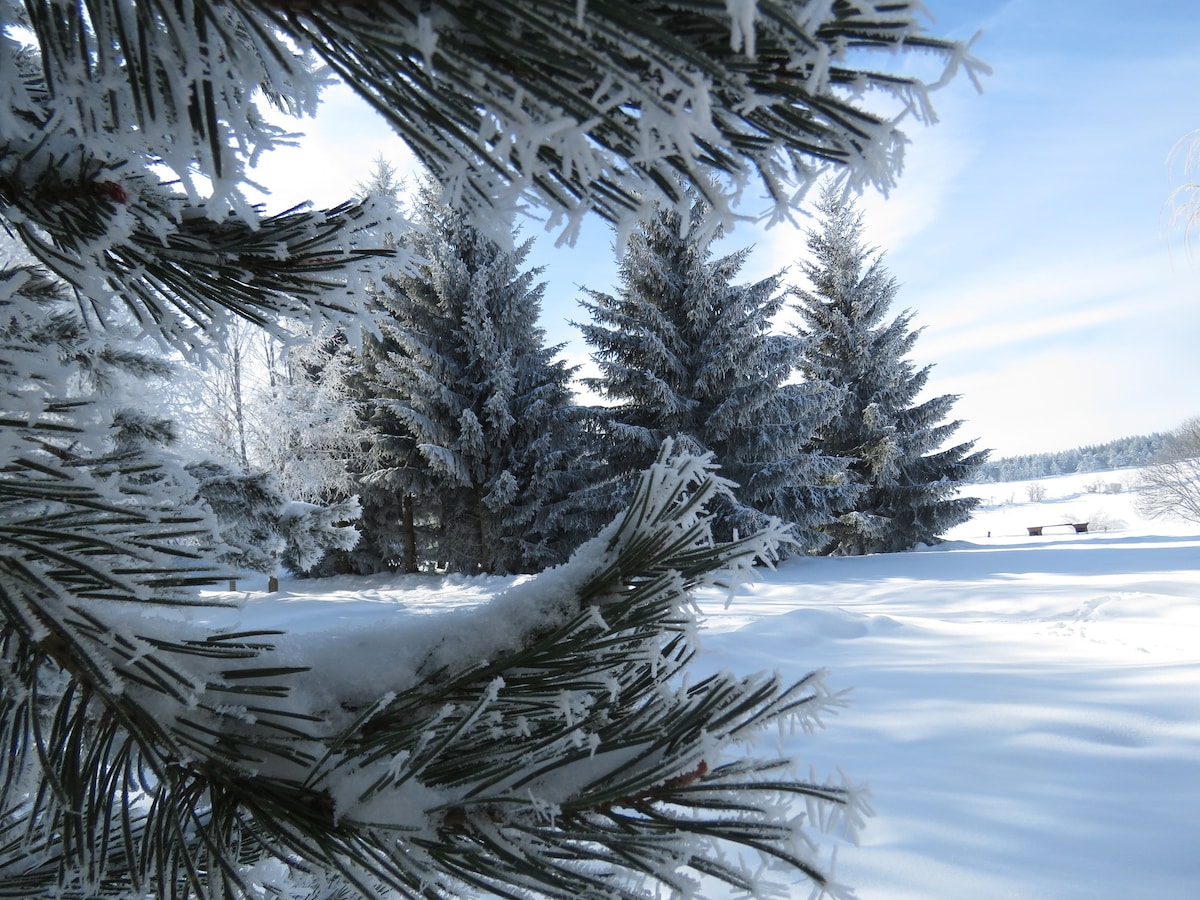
left=247, top=84, right=421, bottom=212
left=944, top=331, right=1194, bottom=457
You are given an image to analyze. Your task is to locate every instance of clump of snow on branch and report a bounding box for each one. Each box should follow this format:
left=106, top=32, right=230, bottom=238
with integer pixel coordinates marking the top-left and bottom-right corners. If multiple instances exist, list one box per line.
left=86, top=445, right=863, bottom=897
left=279, top=1, right=987, bottom=247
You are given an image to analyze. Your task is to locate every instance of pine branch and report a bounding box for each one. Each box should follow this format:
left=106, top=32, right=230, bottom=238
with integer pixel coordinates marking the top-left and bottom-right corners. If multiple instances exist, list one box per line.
left=259, top=446, right=861, bottom=898
left=265, top=0, right=985, bottom=241
left=3, top=0, right=981, bottom=350
left=0, top=159, right=394, bottom=354
left=2, top=443, right=866, bottom=899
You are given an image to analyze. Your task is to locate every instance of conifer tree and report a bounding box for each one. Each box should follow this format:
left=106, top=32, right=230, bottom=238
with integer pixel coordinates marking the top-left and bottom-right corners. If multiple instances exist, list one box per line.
left=319, top=157, right=432, bottom=573
left=362, top=183, right=608, bottom=573
left=189, top=462, right=287, bottom=580
left=189, top=460, right=362, bottom=582
left=579, top=199, right=851, bottom=547
left=346, top=348, right=434, bottom=574
left=793, top=186, right=987, bottom=554
left=0, top=3, right=980, bottom=896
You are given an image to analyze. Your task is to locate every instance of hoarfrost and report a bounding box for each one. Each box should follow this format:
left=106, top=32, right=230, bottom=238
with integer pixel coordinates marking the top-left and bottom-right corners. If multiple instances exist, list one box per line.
left=726, top=0, right=760, bottom=57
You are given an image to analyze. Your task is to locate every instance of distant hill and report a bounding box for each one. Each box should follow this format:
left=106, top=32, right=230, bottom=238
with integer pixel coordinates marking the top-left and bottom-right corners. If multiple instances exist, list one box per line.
left=973, top=432, right=1168, bottom=484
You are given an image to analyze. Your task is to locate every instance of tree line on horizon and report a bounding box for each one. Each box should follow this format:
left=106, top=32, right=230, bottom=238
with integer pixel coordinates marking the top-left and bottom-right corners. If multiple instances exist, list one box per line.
left=975, top=432, right=1170, bottom=484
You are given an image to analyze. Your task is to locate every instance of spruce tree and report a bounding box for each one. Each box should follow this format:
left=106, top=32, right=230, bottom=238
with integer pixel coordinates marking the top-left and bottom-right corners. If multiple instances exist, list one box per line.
left=579, top=199, right=851, bottom=547
left=0, top=4, right=980, bottom=896
left=793, top=186, right=987, bottom=554
left=316, top=160, right=430, bottom=576
left=189, top=460, right=362, bottom=583
left=347, top=347, right=434, bottom=574
left=189, top=462, right=287, bottom=581
left=362, top=183, right=608, bottom=574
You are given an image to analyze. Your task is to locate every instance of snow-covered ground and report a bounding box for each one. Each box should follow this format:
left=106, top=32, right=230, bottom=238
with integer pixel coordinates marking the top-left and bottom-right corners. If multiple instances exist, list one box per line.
left=693, top=470, right=1200, bottom=899
left=212, top=468, right=1200, bottom=898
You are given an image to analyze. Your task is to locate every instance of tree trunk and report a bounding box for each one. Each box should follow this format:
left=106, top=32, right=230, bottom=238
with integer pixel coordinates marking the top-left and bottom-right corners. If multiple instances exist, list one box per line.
left=401, top=493, right=418, bottom=574
left=475, top=483, right=493, bottom=574
left=230, top=335, right=249, bottom=469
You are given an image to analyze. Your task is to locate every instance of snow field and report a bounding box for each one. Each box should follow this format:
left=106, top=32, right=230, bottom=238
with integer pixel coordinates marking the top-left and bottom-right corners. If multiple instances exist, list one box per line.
left=212, top=468, right=1200, bottom=898
left=692, top=469, right=1200, bottom=898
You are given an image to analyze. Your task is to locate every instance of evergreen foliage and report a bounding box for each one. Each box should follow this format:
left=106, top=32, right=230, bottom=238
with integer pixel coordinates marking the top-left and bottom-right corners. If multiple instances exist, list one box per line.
left=189, top=462, right=288, bottom=577
left=312, top=162, right=429, bottom=576
left=580, top=198, right=851, bottom=547
left=272, top=0, right=986, bottom=243
left=0, top=267, right=249, bottom=892
left=279, top=496, right=363, bottom=574
left=0, top=3, right=977, bottom=896
left=793, top=186, right=987, bottom=554
left=174, top=318, right=374, bottom=580
left=345, top=345, right=433, bottom=575
left=359, top=182, right=610, bottom=574
left=189, top=461, right=362, bottom=579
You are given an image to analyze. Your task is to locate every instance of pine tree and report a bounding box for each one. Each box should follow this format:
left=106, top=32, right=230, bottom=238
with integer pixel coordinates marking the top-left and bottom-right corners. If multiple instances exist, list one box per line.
left=579, top=198, right=851, bottom=547
left=1, top=4, right=980, bottom=896
left=363, top=183, right=608, bottom=574
left=189, top=462, right=287, bottom=581
left=793, top=186, right=987, bottom=554
left=189, top=461, right=362, bottom=583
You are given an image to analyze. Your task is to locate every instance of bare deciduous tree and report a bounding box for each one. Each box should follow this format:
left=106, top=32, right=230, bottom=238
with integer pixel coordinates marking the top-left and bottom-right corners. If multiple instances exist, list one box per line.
left=1169, top=130, right=1200, bottom=253
left=1136, top=417, right=1200, bottom=523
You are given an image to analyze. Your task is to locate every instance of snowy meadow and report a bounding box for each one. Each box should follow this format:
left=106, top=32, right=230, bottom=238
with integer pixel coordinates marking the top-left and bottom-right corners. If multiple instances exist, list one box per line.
left=206, top=469, right=1200, bottom=899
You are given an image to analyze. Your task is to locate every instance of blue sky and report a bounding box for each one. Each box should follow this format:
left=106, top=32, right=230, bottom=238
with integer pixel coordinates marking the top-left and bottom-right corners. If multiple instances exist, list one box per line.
left=251, top=1, right=1200, bottom=457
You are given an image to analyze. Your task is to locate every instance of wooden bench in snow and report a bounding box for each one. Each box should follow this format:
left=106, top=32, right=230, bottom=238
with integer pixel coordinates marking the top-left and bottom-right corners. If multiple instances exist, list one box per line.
left=1027, top=523, right=1089, bottom=536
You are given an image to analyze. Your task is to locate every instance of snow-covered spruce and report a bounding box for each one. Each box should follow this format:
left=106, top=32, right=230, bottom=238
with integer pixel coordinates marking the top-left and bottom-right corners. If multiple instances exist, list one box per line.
left=792, top=186, right=988, bottom=554
left=189, top=459, right=362, bottom=583
left=579, top=196, right=853, bottom=550
left=352, top=180, right=611, bottom=575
